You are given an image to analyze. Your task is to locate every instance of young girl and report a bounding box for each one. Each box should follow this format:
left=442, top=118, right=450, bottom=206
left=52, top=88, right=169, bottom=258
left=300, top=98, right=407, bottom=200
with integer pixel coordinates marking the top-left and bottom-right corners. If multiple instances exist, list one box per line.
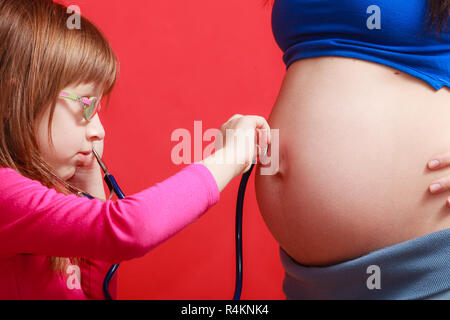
left=0, top=0, right=271, bottom=299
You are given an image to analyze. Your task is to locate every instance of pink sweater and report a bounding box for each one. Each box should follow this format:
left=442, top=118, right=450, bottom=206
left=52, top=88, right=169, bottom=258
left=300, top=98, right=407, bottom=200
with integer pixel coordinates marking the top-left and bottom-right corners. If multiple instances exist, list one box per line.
left=0, top=163, right=220, bottom=299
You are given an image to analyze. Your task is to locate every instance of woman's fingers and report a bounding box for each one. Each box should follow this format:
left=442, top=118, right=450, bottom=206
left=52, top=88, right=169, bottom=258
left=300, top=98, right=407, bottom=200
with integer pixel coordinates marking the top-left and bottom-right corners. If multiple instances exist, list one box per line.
left=427, top=151, right=450, bottom=170
left=429, top=180, right=445, bottom=194
left=427, top=174, right=450, bottom=207
left=426, top=153, right=450, bottom=205
left=428, top=159, right=440, bottom=169
left=428, top=176, right=450, bottom=204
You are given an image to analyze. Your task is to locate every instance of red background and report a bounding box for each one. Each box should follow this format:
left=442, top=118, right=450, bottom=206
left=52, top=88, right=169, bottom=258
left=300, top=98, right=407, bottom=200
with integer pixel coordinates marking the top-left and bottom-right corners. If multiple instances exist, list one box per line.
left=58, top=0, right=285, bottom=299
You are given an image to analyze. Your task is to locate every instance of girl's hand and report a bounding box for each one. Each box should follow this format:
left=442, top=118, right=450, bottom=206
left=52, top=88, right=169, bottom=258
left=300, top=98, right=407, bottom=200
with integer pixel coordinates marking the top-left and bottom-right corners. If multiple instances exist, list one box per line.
left=215, top=114, right=271, bottom=176
left=200, top=114, right=272, bottom=192
left=427, top=152, right=450, bottom=206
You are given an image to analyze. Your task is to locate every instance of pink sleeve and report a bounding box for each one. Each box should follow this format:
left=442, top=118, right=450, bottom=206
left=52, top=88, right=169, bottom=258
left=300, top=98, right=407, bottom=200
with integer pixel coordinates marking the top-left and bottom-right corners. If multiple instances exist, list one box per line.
left=0, top=163, right=220, bottom=264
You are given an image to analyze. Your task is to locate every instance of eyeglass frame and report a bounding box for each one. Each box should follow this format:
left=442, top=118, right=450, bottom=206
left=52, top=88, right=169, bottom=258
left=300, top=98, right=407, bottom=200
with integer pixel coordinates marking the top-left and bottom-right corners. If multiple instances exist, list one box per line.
left=58, top=91, right=102, bottom=121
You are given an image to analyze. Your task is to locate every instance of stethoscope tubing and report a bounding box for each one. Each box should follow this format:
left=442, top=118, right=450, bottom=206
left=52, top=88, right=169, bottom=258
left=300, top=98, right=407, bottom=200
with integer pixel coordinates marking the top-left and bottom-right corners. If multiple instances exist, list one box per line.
left=83, top=161, right=257, bottom=300
left=102, top=173, right=125, bottom=300
left=81, top=173, right=123, bottom=300
left=233, top=162, right=255, bottom=300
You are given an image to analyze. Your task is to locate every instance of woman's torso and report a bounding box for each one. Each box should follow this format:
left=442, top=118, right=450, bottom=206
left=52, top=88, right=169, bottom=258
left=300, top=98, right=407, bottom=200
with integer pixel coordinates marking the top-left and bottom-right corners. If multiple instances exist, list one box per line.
left=255, top=56, right=450, bottom=266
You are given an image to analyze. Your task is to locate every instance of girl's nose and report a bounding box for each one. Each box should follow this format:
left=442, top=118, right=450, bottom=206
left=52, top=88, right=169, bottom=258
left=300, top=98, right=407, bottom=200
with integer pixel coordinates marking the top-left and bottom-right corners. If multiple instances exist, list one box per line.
left=86, top=114, right=105, bottom=141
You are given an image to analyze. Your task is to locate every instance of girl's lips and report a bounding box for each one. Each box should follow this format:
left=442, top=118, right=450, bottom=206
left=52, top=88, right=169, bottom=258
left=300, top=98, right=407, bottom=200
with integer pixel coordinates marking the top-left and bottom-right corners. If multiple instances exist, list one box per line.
left=77, top=152, right=93, bottom=165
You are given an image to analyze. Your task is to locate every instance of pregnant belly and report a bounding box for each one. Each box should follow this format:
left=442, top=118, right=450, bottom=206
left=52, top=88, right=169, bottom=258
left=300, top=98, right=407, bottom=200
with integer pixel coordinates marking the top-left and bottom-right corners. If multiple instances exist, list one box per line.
left=255, top=56, right=450, bottom=266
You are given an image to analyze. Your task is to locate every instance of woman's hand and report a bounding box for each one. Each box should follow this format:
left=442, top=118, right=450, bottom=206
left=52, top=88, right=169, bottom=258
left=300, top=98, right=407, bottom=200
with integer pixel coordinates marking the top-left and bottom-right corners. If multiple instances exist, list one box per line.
left=427, top=152, right=450, bottom=206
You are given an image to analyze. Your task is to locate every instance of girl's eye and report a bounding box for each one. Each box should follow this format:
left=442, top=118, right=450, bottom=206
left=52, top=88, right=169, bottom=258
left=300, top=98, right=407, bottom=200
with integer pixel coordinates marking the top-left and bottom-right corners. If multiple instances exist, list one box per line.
left=80, top=98, right=92, bottom=107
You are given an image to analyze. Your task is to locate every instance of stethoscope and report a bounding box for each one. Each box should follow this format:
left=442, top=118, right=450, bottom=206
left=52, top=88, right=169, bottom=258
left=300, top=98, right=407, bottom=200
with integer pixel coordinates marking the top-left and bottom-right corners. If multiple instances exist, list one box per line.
left=82, top=147, right=261, bottom=300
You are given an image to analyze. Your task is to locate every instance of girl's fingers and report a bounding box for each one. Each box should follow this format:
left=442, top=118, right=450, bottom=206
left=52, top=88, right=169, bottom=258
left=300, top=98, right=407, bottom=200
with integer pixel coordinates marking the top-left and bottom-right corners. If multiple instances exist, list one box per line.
left=225, top=115, right=272, bottom=146
left=257, top=128, right=268, bottom=146
left=220, top=114, right=243, bottom=130
left=246, top=116, right=271, bottom=145
left=227, top=114, right=243, bottom=123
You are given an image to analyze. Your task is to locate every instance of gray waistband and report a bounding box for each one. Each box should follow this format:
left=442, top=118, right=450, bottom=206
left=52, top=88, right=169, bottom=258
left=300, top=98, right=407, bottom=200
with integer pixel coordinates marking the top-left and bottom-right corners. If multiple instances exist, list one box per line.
left=280, top=228, right=450, bottom=299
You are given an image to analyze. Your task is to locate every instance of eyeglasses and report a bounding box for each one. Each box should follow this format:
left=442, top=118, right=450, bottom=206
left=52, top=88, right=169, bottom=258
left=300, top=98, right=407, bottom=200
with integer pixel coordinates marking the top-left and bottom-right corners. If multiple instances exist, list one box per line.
left=59, top=91, right=102, bottom=121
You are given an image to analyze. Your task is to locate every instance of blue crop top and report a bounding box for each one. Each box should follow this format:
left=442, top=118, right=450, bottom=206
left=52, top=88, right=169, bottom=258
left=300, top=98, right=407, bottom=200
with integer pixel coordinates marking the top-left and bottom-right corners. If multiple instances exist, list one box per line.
left=272, top=0, right=450, bottom=90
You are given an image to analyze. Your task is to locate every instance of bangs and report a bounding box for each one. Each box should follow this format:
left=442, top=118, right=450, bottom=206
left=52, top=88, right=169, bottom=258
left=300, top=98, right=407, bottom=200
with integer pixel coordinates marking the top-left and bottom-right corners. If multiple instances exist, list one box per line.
left=56, top=11, right=119, bottom=97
